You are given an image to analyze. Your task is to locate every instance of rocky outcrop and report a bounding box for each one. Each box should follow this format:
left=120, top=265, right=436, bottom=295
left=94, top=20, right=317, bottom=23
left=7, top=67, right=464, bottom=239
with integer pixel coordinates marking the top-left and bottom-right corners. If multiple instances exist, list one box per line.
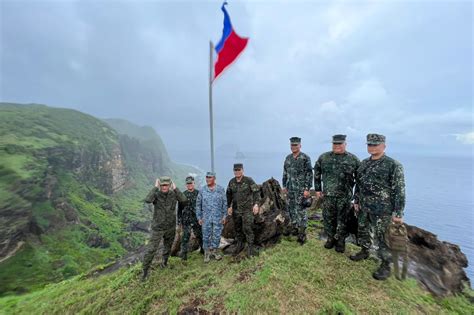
left=405, top=225, right=470, bottom=296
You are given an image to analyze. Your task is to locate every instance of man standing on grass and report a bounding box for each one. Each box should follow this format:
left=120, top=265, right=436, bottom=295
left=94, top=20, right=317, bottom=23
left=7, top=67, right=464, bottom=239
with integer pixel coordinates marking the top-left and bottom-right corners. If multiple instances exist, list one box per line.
left=282, top=137, right=313, bottom=245
left=178, top=176, right=204, bottom=260
left=142, top=176, right=187, bottom=281
left=226, top=163, right=261, bottom=257
left=314, top=135, right=360, bottom=253
left=196, top=172, right=227, bottom=263
left=351, top=134, right=406, bottom=281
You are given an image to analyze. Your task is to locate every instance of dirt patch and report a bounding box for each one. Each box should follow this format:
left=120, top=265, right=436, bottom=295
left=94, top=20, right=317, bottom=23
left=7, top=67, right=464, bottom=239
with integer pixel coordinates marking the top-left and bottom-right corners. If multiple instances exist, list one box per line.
left=178, top=298, right=209, bottom=315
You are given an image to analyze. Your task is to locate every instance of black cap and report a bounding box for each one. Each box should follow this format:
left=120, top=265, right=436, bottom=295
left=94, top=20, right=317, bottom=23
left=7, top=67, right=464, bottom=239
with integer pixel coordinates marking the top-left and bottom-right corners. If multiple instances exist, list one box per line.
left=290, top=137, right=301, bottom=144
left=233, top=163, right=243, bottom=170
left=332, top=134, right=346, bottom=144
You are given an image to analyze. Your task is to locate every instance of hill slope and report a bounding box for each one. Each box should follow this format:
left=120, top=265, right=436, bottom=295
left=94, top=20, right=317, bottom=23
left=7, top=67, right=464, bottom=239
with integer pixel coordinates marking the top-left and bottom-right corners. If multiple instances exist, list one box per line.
left=0, top=227, right=472, bottom=314
left=0, top=103, right=199, bottom=296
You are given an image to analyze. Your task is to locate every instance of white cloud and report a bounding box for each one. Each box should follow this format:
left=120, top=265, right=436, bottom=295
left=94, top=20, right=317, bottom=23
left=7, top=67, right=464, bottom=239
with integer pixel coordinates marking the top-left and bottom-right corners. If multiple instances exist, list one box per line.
left=454, top=132, right=474, bottom=145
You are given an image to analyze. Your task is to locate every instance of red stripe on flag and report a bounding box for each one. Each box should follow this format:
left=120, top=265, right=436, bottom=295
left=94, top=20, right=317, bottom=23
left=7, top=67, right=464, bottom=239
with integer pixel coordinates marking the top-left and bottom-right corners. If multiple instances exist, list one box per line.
left=214, top=30, right=248, bottom=81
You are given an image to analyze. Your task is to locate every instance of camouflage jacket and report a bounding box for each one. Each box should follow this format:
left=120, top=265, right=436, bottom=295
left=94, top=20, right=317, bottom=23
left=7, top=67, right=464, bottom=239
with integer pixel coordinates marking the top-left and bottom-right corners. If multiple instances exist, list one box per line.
left=177, top=189, right=199, bottom=225
left=282, top=152, right=313, bottom=192
left=226, top=176, right=261, bottom=213
left=144, top=186, right=187, bottom=230
left=314, top=151, right=360, bottom=198
left=354, top=154, right=406, bottom=217
left=196, top=185, right=227, bottom=223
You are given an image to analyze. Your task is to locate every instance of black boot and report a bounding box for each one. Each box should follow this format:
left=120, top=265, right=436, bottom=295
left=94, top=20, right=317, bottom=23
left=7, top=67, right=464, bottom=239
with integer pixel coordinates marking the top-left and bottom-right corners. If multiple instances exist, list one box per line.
left=350, top=248, right=369, bottom=261
left=199, top=247, right=205, bottom=255
left=373, top=261, right=391, bottom=280
left=180, top=251, right=188, bottom=261
left=141, top=268, right=149, bottom=282
left=160, top=256, right=169, bottom=269
left=324, top=237, right=336, bottom=249
left=297, top=233, right=307, bottom=245
left=335, top=238, right=346, bottom=253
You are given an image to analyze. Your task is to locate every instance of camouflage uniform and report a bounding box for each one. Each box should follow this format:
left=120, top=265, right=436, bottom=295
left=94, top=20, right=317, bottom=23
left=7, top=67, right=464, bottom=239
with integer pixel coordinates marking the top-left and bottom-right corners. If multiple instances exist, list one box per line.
left=314, top=146, right=360, bottom=243
left=142, top=178, right=187, bottom=273
left=196, top=183, right=227, bottom=251
left=282, top=138, right=313, bottom=235
left=178, top=188, right=203, bottom=256
left=226, top=173, right=261, bottom=248
left=354, top=135, right=405, bottom=267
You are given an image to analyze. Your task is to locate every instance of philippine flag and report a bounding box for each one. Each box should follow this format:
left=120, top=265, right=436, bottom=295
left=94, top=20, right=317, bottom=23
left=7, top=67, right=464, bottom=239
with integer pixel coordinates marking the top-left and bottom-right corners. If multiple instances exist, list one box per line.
left=213, top=2, right=249, bottom=81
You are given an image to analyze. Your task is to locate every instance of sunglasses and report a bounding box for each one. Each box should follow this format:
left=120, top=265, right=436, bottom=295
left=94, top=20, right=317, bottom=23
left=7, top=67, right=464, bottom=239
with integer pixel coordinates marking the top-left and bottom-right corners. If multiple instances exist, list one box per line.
left=367, top=144, right=380, bottom=147
left=290, top=143, right=299, bottom=146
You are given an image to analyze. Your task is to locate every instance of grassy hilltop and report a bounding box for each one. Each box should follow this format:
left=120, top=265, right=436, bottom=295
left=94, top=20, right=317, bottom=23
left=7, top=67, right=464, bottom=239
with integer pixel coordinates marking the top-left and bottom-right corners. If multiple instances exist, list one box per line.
left=0, top=103, right=197, bottom=296
left=0, top=222, right=472, bottom=314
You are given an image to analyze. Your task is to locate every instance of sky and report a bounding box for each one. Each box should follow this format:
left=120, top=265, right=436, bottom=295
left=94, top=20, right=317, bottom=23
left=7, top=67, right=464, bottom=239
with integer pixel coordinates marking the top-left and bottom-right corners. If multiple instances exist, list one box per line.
left=1, top=0, right=473, bottom=156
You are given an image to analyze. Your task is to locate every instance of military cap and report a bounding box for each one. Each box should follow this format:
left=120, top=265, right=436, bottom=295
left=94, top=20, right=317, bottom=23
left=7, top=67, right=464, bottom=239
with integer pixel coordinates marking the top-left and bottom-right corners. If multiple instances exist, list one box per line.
left=233, top=163, right=243, bottom=170
left=159, top=176, right=172, bottom=185
left=185, top=176, right=194, bottom=184
left=206, top=171, right=216, bottom=177
left=332, top=134, right=346, bottom=144
left=366, top=133, right=386, bottom=145
left=290, top=137, right=301, bottom=144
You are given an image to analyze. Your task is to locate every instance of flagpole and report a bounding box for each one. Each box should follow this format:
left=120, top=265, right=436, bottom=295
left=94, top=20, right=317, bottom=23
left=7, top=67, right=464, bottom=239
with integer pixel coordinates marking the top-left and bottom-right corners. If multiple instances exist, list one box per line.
left=209, top=40, right=215, bottom=172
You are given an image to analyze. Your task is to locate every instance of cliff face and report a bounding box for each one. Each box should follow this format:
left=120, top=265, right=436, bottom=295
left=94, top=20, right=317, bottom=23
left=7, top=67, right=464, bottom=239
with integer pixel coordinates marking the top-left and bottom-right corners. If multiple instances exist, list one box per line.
left=0, top=103, right=197, bottom=295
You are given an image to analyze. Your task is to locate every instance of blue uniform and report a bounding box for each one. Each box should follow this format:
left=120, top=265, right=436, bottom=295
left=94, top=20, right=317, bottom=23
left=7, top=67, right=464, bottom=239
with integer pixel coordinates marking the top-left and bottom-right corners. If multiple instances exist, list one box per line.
left=196, top=185, right=227, bottom=250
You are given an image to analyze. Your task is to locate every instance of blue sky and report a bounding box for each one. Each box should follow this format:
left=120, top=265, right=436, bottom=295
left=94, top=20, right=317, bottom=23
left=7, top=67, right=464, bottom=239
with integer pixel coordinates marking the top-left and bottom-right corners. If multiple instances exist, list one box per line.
left=1, top=0, right=472, bottom=155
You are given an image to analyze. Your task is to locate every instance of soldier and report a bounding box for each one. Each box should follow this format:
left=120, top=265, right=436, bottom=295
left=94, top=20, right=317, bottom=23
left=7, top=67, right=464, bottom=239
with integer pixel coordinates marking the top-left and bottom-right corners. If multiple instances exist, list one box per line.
left=351, top=134, right=406, bottom=281
left=226, top=163, right=261, bottom=256
left=282, top=137, right=313, bottom=244
left=196, top=171, right=227, bottom=263
left=314, top=134, right=360, bottom=253
left=142, top=176, right=187, bottom=281
left=177, top=176, right=204, bottom=261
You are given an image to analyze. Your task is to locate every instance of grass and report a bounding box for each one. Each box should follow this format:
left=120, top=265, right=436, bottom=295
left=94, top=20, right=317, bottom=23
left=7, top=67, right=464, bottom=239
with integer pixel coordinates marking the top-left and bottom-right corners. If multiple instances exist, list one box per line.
left=1, top=222, right=472, bottom=314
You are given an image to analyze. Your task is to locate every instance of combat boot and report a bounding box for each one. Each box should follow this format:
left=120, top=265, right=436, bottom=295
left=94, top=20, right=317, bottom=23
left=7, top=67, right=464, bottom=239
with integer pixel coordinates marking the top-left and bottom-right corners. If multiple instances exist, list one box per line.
left=141, top=268, right=149, bottom=282
left=199, top=247, right=205, bottom=255
left=297, top=233, right=307, bottom=245
left=373, top=261, right=391, bottom=280
left=350, top=248, right=369, bottom=261
left=204, top=250, right=210, bottom=263
left=212, top=249, right=222, bottom=261
left=160, top=256, right=169, bottom=269
left=324, top=237, right=336, bottom=249
left=180, top=251, right=188, bottom=261
left=335, top=238, right=346, bottom=253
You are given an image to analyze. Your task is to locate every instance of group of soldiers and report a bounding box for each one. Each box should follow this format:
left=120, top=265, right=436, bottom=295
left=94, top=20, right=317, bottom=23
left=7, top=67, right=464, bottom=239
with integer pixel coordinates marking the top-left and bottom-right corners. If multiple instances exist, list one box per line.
left=141, top=133, right=406, bottom=283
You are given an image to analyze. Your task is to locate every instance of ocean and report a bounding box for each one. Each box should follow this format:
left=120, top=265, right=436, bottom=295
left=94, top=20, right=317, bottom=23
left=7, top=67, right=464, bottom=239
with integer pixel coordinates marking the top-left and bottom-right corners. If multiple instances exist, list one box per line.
left=170, top=149, right=474, bottom=280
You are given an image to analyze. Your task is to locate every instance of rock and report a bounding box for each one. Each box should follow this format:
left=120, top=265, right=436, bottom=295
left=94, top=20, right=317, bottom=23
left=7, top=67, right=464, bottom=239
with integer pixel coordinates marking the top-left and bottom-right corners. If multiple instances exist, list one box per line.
left=127, top=220, right=150, bottom=233
left=54, top=200, right=79, bottom=224
left=405, top=224, right=470, bottom=296
left=221, top=178, right=292, bottom=254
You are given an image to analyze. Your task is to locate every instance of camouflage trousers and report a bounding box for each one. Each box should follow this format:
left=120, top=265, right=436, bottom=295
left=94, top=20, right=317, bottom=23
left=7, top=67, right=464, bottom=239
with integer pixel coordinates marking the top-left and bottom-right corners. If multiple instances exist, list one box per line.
left=322, top=196, right=351, bottom=240
left=202, top=220, right=223, bottom=250
left=181, top=220, right=203, bottom=253
left=287, top=191, right=307, bottom=232
left=358, top=211, right=392, bottom=263
left=233, top=210, right=255, bottom=245
left=143, top=227, right=175, bottom=270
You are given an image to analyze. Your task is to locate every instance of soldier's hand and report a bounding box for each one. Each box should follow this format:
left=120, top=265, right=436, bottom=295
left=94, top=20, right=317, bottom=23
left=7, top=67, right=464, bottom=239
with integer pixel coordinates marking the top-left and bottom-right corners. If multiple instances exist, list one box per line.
left=198, top=219, right=203, bottom=225
left=221, top=217, right=226, bottom=225
left=227, top=207, right=233, bottom=215
left=252, top=204, right=259, bottom=215
left=354, top=203, right=360, bottom=213
left=392, top=216, right=403, bottom=224
left=171, top=181, right=176, bottom=190
left=315, top=191, right=322, bottom=199
left=155, top=179, right=160, bottom=188
left=303, top=190, right=310, bottom=198
left=282, top=188, right=287, bottom=194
